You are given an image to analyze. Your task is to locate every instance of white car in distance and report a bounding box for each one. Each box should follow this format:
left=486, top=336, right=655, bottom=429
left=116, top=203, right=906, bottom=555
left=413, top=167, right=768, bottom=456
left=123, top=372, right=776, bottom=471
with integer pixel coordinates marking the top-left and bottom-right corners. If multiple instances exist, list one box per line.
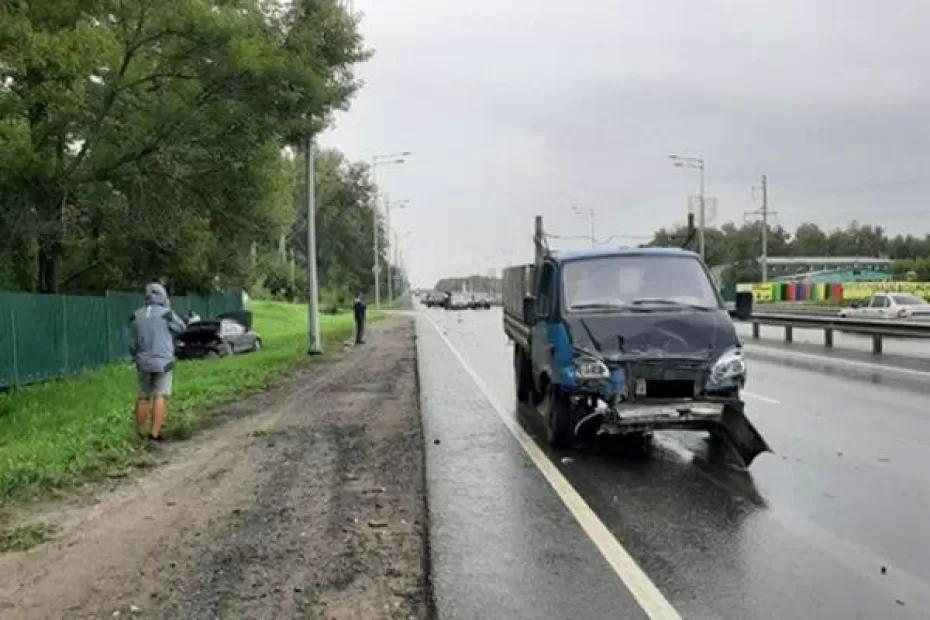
left=839, top=293, right=930, bottom=320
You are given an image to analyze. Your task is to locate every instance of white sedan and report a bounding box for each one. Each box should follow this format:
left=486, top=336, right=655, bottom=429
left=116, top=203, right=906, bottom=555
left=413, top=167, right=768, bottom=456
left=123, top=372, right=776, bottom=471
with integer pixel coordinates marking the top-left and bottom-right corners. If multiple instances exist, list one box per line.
left=839, top=293, right=930, bottom=320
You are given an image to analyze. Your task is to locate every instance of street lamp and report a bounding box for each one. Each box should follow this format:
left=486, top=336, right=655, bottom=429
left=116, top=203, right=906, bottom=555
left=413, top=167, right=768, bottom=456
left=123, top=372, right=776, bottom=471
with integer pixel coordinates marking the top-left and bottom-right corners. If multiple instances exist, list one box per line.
left=386, top=199, right=412, bottom=302
left=571, top=205, right=596, bottom=247
left=393, top=229, right=414, bottom=297
left=668, top=154, right=706, bottom=259
left=370, top=152, right=412, bottom=307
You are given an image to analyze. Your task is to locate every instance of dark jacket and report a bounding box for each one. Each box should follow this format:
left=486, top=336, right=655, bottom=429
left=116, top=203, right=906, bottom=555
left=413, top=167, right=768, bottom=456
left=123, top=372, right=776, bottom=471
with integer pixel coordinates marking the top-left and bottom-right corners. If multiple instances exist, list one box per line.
left=129, top=283, right=186, bottom=373
left=353, top=299, right=367, bottom=322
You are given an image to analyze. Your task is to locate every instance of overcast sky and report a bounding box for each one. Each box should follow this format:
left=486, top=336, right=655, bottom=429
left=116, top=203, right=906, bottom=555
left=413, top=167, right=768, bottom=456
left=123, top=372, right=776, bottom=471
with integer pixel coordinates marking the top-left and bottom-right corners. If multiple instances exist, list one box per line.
left=321, top=0, right=930, bottom=288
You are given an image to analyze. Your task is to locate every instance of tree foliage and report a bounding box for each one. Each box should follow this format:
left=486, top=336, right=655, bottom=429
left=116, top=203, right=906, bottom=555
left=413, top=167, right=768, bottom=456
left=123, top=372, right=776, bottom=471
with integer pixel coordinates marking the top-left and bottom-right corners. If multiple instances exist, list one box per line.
left=0, top=0, right=369, bottom=294
left=650, top=220, right=930, bottom=288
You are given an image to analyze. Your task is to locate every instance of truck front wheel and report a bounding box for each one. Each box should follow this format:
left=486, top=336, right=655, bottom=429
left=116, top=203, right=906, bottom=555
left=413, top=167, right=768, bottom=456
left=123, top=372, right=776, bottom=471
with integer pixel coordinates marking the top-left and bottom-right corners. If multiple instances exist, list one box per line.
left=539, top=383, right=572, bottom=448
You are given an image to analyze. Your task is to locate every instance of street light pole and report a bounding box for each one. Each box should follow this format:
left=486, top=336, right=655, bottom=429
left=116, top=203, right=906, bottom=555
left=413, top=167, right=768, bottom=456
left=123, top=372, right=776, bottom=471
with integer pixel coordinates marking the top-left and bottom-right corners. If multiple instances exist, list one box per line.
left=385, top=192, right=393, bottom=304
left=305, top=137, right=322, bottom=355
left=371, top=164, right=381, bottom=309
left=370, top=152, right=411, bottom=308
left=590, top=210, right=595, bottom=248
left=572, top=206, right=596, bottom=247
left=669, top=154, right=706, bottom=260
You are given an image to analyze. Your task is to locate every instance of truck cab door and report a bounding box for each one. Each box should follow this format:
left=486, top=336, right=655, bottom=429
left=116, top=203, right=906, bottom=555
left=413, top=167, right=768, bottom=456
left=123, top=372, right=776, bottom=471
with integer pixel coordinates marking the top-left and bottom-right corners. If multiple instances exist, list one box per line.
left=530, top=263, right=556, bottom=390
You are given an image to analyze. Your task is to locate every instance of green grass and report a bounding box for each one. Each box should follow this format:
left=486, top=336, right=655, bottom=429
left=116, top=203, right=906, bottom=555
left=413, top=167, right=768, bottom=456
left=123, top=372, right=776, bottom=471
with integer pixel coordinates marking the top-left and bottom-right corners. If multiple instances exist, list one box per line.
left=0, top=522, right=56, bottom=552
left=0, top=301, right=376, bottom=504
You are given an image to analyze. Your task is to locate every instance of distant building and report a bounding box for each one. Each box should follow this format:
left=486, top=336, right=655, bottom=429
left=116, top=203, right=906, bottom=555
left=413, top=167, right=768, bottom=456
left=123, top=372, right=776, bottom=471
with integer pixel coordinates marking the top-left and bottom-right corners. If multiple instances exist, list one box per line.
left=767, top=256, right=892, bottom=283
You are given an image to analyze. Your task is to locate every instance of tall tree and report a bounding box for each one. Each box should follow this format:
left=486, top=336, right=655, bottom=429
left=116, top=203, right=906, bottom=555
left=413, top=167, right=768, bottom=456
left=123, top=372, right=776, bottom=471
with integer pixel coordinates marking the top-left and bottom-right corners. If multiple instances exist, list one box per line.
left=0, top=0, right=367, bottom=293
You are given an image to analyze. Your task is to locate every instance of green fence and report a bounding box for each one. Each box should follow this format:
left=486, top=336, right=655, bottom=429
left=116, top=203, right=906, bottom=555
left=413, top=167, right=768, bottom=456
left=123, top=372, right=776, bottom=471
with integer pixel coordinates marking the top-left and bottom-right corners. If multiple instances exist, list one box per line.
left=0, top=290, right=242, bottom=389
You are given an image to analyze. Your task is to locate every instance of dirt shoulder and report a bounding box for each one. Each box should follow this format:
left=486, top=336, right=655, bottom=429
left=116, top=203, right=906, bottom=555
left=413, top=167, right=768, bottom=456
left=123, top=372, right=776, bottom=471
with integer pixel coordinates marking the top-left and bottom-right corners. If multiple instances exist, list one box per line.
left=0, top=316, right=430, bottom=620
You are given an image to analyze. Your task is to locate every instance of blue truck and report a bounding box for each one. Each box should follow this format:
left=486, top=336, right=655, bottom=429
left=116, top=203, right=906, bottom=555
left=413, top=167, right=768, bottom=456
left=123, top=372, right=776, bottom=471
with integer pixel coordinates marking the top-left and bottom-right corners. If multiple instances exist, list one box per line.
left=502, top=218, right=768, bottom=466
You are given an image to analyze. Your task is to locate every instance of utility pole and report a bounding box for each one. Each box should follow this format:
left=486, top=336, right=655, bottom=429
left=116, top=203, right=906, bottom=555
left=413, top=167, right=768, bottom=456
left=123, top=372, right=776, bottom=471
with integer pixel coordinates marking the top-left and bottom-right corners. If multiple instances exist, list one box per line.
left=761, top=174, right=768, bottom=283
left=745, top=174, right=777, bottom=282
left=393, top=230, right=400, bottom=298
left=385, top=193, right=393, bottom=304
left=698, top=164, right=706, bottom=260
left=372, top=200, right=381, bottom=308
left=534, top=215, right=545, bottom=267
left=305, top=138, right=322, bottom=355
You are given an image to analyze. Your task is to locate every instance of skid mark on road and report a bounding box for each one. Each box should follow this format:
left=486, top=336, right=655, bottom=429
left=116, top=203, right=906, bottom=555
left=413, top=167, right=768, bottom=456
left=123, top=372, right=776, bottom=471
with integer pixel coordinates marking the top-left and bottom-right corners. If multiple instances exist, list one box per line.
left=420, top=312, right=682, bottom=620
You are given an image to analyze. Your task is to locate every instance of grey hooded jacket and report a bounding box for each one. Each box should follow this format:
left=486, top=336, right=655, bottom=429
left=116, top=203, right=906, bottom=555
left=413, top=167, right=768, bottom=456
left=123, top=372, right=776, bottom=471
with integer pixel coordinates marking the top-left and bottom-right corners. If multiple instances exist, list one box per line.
left=129, top=283, right=187, bottom=373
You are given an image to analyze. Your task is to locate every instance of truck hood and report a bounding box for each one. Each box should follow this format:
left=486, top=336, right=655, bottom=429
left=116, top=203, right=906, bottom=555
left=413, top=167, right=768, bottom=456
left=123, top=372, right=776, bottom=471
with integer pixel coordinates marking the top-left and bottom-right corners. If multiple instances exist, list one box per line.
left=564, top=310, right=739, bottom=361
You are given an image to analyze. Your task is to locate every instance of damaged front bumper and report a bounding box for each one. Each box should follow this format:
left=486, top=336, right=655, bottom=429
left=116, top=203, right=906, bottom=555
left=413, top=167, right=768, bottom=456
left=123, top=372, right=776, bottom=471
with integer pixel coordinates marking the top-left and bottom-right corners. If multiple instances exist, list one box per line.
left=580, top=398, right=770, bottom=467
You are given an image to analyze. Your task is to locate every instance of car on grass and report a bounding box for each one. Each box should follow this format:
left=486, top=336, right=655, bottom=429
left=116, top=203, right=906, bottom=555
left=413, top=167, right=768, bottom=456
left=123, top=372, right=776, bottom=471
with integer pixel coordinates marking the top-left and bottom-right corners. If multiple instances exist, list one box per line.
left=177, top=311, right=262, bottom=359
left=838, top=293, right=930, bottom=320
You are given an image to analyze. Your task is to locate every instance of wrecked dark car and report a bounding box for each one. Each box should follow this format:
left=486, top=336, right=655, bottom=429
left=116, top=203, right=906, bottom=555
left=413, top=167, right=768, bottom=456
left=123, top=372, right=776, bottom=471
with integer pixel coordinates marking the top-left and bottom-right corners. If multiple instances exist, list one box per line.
left=503, top=232, right=768, bottom=467
left=176, top=311, right=262, bottom=359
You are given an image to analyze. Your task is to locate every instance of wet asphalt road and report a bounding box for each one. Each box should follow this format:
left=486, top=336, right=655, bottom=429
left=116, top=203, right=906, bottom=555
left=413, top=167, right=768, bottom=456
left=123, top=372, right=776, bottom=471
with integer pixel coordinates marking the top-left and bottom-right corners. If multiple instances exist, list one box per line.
left=417, top=306, right=930, bottom=619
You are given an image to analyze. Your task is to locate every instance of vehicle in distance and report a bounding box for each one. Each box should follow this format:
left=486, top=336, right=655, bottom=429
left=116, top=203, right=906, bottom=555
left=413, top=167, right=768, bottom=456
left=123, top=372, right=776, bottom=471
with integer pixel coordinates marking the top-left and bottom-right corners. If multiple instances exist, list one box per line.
left=838, top=292, right=930, bottom=319
left=423, top=292, right=445, bottom=308
left=177, top=311, right=262, bottom=359
left=446, top=292, right=471, bottom=310
left=469, top=292, right=492, bottom=310
left=503, top=217, right=768, bottom=466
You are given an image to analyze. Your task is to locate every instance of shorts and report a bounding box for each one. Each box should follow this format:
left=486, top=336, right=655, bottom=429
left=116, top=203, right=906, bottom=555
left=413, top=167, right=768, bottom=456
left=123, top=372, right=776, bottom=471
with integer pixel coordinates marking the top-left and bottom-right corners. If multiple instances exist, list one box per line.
left=137, top=370, right=173, bottom=397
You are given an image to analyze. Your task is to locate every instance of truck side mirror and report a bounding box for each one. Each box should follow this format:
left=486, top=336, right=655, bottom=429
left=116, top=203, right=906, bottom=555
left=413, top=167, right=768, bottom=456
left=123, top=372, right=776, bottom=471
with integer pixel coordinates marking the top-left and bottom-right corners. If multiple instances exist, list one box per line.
left=730, top=291, right=753, bottom=321
left=523, top=295, right=537, bottom=324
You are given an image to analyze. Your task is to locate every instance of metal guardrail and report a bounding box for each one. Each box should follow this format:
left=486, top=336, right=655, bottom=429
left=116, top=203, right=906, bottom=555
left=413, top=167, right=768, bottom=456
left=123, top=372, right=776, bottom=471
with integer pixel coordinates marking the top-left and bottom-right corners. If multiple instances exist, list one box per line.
left=745, top=312, right=930, bottom=354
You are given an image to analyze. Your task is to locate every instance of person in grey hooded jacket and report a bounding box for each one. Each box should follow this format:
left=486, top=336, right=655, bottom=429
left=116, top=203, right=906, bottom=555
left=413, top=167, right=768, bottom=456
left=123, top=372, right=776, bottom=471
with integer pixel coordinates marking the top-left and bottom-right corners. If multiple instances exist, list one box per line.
left=129, top=283, right=186, bottom=440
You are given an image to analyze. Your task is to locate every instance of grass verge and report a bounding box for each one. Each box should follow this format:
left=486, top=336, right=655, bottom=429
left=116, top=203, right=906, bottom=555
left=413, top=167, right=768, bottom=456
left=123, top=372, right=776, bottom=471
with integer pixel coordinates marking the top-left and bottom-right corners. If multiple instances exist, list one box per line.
left=0, top=522, right=57, bottom=552
left=0, top=301, right=378, bottom=504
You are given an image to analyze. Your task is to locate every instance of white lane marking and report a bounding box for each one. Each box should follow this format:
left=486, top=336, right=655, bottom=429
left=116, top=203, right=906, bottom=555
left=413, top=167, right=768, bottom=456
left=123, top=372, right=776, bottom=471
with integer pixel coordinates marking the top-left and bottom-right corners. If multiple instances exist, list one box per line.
left=744, top=343, right=930, bottom=379
left=741, top=390, right=781, bottom=405
left=420, top=312, right=682, bottom=620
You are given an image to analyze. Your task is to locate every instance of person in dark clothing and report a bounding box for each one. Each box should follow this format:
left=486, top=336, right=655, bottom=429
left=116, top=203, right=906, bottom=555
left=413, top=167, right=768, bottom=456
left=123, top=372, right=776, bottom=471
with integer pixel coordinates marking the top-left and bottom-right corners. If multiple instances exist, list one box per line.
left=353, top=293, right=367, bottom=344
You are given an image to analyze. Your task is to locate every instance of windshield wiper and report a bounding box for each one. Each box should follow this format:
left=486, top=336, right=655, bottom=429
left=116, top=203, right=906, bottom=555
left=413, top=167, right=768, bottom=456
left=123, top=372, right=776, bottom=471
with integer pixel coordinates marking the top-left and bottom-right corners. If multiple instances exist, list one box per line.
left=570, top=302, right=629, bottom=310
left=631, top=298, right=714, bottom=311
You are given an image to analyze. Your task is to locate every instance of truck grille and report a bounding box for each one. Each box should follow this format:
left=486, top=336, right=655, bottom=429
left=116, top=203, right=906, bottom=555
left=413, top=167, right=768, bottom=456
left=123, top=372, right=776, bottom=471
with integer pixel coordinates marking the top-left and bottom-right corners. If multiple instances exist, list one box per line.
left=627, top=360, right=706, bottom=400
left=646, top=379, right=696, bottom=398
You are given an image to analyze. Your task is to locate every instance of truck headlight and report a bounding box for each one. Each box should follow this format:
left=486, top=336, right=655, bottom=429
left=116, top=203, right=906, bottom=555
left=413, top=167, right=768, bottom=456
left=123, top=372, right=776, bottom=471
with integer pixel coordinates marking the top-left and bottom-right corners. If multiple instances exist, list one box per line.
left=709, top=347, right=746, bottom=385
left=575, top=356, right=610, bottom=380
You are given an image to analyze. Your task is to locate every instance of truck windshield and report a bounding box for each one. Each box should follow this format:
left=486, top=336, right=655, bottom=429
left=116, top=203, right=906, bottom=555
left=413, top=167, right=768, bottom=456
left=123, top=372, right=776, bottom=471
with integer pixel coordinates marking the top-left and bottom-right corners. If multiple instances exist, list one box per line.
left=562, top=255, right=720, bottom=311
